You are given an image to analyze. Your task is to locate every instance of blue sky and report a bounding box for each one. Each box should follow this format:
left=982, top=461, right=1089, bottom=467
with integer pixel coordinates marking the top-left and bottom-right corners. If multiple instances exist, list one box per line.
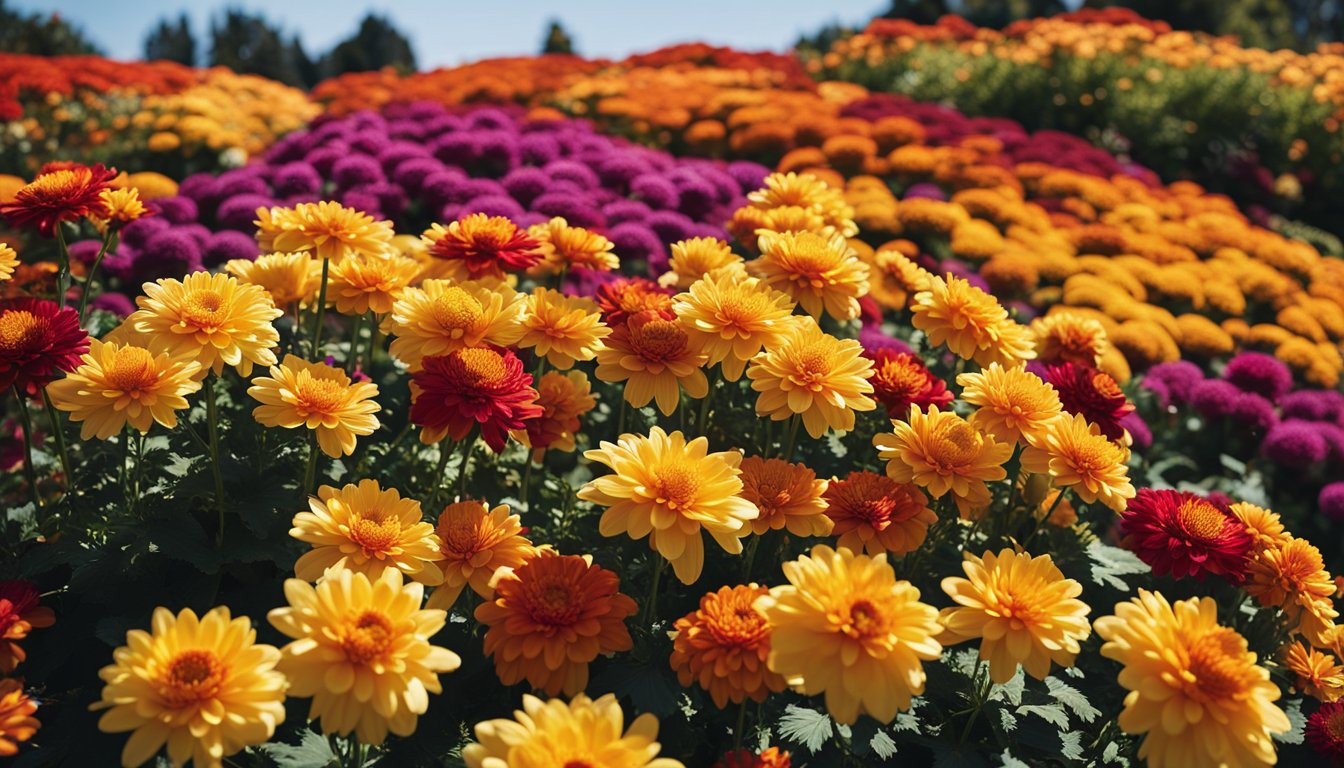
left=20, top=1, right=888, bottom=67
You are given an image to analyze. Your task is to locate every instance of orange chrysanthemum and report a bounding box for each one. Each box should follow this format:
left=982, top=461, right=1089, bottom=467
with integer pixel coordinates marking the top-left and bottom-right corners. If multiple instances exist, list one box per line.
left=957, top=363, right=1063, bottom=446
left=426, top=500, right=535, bottom=611
left=823, top=470, right=935, bottom=557
left=1020, top=413, right=1135, bottom=512
left=595, top=277, right=675, bottom=326
left=714, top=747, right=792, bottom=768
left=464, top=693, right=684, bottom=768
left=517, top=288, right=610, bottom=369
left=326, top=252, right=420, bottom=315
left=528, top=216, right=619, bottom=274
left=514, top=370, right=597, bottom=462
left=1246, top=537, right=1339, bottom=646
left=670, top=584, right=787, bottom=709
left=92, top=187, right=150, bottom=231
left=224, top=252, right=322, bottom=308
left=289, top=479, right=443, bottom=585
left=1230, top=501, right=1290, bottom=555
left=751, top=230, right=869, bottom=321
left=0, top=679, right=38, bottom=757
left=873, top=405, right=1011, bottom=516
left=0, top=581, right=54, bottom=673
left=255, top=201, right=394, bottom=263
left=746, top=317, right=876, bottom=438
left=1283, top=641, right=1344, bottom=702
left=595, top=309, right=708, bottom=416
left=912, top=275, right=1035, bottom=367
left=660, top=237, right=743, bottom=289
left=248, top=355, right=381, bottom=458
left=737, top=456, right=832, bottom=537
left=421, top=213, right=542, bottom=280
left=1032, top=312, right=1110, bottom=367
left=673, top=272, right=795, bottom=381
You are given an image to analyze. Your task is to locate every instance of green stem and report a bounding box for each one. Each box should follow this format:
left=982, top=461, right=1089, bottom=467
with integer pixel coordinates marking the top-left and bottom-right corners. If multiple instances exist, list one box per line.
left=76, top=230, right=117, bottom=323
left=741, top=534, right=761, bottom=579
left=40, top=389, right=72, bottom=490
left=520, top=459, right=533, bottom=512
left=457, top=432, right=475, bottom=500
left=959, top=661, right=992, bottom=744
left=696, top=367, right=718, bottom=436
left=53, top=223, right=71, bottom=310
left=130, top=430, right=146, bottom=517
left=309, top=256, right=331, bottom=359
left=641, top=557, right=666, bottom=625
left=616, top=397, right=628, bottom=435
left=12, top=386, right=41, bottom=509
left=733, top=699, right=748, bottom=752
left=425, top=440, right=455, bottom=505
left=364, top=312, right=379, bottom=367
left=205, top=376, right=226, bottom=544
left=780, top=414, right=801, bottom=461
left=346, top=311, right=365, bottom=376
left=303, top=430, right=320, bottom=496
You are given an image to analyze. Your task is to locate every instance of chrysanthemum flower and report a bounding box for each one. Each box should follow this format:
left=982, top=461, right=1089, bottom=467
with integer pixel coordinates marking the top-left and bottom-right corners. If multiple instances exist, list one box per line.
left=1031, top=312, right=1109, bottom=367
left=1094, top=590, right=1290, bottom=768
left=1246, top=537, right=1339, bottom=645
left=865, top=349, right=953, bottom=419
left=0, top=298, right=89, bottom=395
left=874, top=405, right=1012, bottom=516
left=747, top=172, right=857, bottom=237
left=425, top=500, right=534, bottom=611
left=957, top=363, right=1062, bottom=446
left=255, top=201, right=394, bottom=263
left=476, top=550, right=636, bottom=695
left=940, top=549, right=1091, bottom=683
left=463, top=693, right=683, bottom=768
left=92, top=187, right=150, bottom=231
left=580, top=427, right=757, bottom=584
left=1307, top=701, right=1344, bottom=762
left=224, top=252, right=322, bottom=309
left=528, top=216, right=619, bottom=274
left=823, top=471, right=935, bottom=557
left=1229, top=501, right=1290, bottom=554
left=1043, top=362, right=1134, bottom=442
left=747, top=317, right=875, bottom=438
left=289, top=479, right=443, bottom=585
left=92, top=606, right=287, bottom=768
left=913, top=275, right=1035, bottom=367
left=1283, top=641, right=1344, bottom=702
left=517, top=288, right=610, bottom=369
left=0, top=679, right=38, bottom=757
left=661, top=237, right=743, bottom=289
left=410, top=346, right=542, bottom=451
left=714, top=747, right=792, bottom=768
left=514, top=370, right=596, bottom=462
left=384, top=279, right=525, bottom=371
left=269, top=568, right=460, bottom=745
left=0, top=581, right=54, bottom=673
left=128, top=271, right=281, bottom=377
left=1119, top=489, right=1253, bottom=581
left=595, top=277, right=674, bottom=326
left=673, top=272, right=795, bottom=381
left=759, top=205, right=829, bottom=236
left=0, top=244, right=18, bottom=283
left=46, top=339, right=203, bottom=440
left=751, top=230, right=869, bottom=322
left=249, top=355, right=380, bottom=458
left=1020, top=413, right=1135, bottom=512
left=0, top=163, right=116, bottom=237
left=595, top=309, right=708, bottom=416
left=326, top=252, right=420, bottom=315
left=670, top=584, right=786, bottom=709
left=421, top=213, right=542, bottom=280
left=737, top=456, right=832, bottom=537
left=755, top=545, right=942, bottom=724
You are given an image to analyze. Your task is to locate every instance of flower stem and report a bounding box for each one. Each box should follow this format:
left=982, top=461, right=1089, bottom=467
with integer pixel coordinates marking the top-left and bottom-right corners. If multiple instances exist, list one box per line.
left=40, top=389, right=73, bottom=491
left=520, top=459, right=533, bottom=512
left=12, top=386, right=41, bottom=509
left=425, top=439, right=455, bottom=506
left=364, top=312, right=379, bottom=366
left=76, top=230, right=117, bottom=323
left=780, top=414, right=801, bottom=461
left=204, top=376, right=226, bottom=544
left=345, top=311, right=365, bottom=375
left=696, top=367, right=718, bottom=436
left=734, top=699, right=748, bottom=752
left=303, top=430, right=320, bottom=496
left=457, top=432, right=475, bottom=500
left=740, top=534, right=761, bottom=578
left=53, top=223, right=72, bottom=310
left=309, top=256, right=331, bottom=359
left=641, top=556, right=666, bottom=625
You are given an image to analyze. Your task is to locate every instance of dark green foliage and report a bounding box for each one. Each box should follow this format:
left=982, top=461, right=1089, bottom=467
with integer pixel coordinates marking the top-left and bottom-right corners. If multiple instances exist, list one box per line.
left=542, top=19, right=575, bottom=55
left=0, top=0, right=102, bottom=56
left=318, top=14, right=417, bottom=79
left=144, top=14, right=196, bottom=66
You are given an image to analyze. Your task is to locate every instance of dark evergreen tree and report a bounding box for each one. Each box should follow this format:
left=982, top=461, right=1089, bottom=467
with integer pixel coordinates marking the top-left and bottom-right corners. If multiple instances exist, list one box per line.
left=542, top=20, right=575, bottom=55
left=0, top=0, right=102, bottom=55
left=208, top=8, right=306, bottom=86
left=880, top=0, right=952, bottom=24
left=144, top=14, right=196, bottom=65
left=318, top=13, right=417, bottom=79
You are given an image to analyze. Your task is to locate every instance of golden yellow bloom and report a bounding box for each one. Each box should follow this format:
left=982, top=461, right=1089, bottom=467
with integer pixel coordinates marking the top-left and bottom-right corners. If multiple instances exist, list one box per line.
left=913, top=275, right=1035, bottom=367
left=1283, top=641, right=1344, bottom=702
left=660, top=237, right=743, bottom=288
left=255, top=201, right=394, bottom=263
left=1230, top=501, right=1290, bottom=554
left=425, top=500, right=535, bottom=611
left=594, top=310, right=708, bottom=416
left=1094, top=591, right=1290, bottom=768
left=755, top=545, right=942, bottom=724
left=737, top=456, right=833, bottom=537
left=528, top=216, right=619, bottom=274
left=579, top=427, right=758, bottom=584
left=1032, top=311, right=1109, bottom=367
left=128, top=270, right=282, bottom=376
left=670, top=584, right=786, bottom=708
left=957, top=363, right=1063, bottom=446
left=225, top=252, right=322, bottom=308
left=0, top=244, right=17, bottom=282
left=463, top=693, right=684, bottom=768
left=747, top=172, right=857, bottom=237
left=752, top=230, right=869, bottom=321
left=384, top=279, right=525, bottom=370
left=517, top=288, right=610, bottom=369
left=326, top=252, right=420, bottom=315
left=92, top=187, right=149, bottom=230
left=747, top=317, right=875, bottom=438
left=248, top=354, right=380, bottom=458
left=92, top=607, right=286, bottom=768
left=940, top=549, right=1091, bottom=683
left=1020, top=413, right=1135, bottom=512
left=873, top=405, right=1012, bottom=516
left=673, top=272, right=795, bottom=381
left=0, top=679, right=38, bottom=757
left=1246, top=537, right=1339, bottom=646
left=268, top=568, right=461, bottom=745
left=289, top=479, right=443, bottom=585
left=47, top=338, right=202, bottom=440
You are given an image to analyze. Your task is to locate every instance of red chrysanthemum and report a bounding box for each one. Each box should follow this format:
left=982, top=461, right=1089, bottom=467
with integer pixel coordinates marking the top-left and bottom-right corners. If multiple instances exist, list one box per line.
left=714, top=747, right=792, bottom=768
left=422, top=213, right=543, bottom=279
left=1043, top=362, right=1134, bottom=442
left=0, top=163, right=116, bottom=237
left=409, top=346, right=543, bottom=452
left=0, top=580, right=55, bottom=673
left=0, top=298, right=89, bottom=396
left=865, top=348, right=952, bottom=418
left=594, top=277, right=674, bottom=327
left=1119, top=489, right=1255, bottom=582
left=1307, top=701, right=1344, bottom=763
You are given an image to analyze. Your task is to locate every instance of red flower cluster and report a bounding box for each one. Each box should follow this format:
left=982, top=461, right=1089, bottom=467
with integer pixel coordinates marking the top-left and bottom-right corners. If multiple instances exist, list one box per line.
left=1307, top=701, right=1344, bottom=762
left=714, top=747, right=792, bottom=768
left=0, top=581, right=55, bottom=672
left=1119, top=489, right=1254, bottom=581
left=594, top=277, right=674, bottom=326
left=0, top=163, right=117, bottom=237
left=409, top=346, right=542, bottom=452
left=0, top=298, right=89, bottom=396
left=426, top=214, right=543, bottom=278
left=1043, top=362, right=1134, bottom=442
left=865, top=349, right=952, bottom=418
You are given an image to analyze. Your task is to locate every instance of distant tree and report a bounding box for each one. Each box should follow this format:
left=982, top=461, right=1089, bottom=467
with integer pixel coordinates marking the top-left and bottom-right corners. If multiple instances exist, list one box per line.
left=290, top=36, right=321, bottom=88
left=144, top=14, right=196, bottom=65
left=542, top=20, right=575, bottom=55
left=959, top=0, right=1066, bottom=26
left=880, top=0, right=952, bottom=24
left=208, top=8, right=306, bottom=86
left=796, top=21, right=859, bottom=58
left=0, top=0, right=102, bottom=55
left=318, top=13, right=417, bottom=79
left=1083, top=0, right=1319, bottom=50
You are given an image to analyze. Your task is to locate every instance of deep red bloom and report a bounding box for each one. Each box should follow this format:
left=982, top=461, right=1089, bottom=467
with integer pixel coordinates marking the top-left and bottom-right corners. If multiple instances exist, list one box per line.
left=594, top=277, right=674, bottom=326
left=410, top=346, right=543, bottom=452
left=1307, top=701, right=1344, bottom=763
left=714, top=748, right=792, bottom=768
left=0, top=298, right=89, bottom=396
left=865, top=348, right=953, bottom=418
left=0, top=580, right=55, bottom=672
left=0, top=163, right=116, bottom=237
left=1044, top=362, right=1134, bottom=442
left=1119, top=489, right=1254, bottom=582
left=426, top=213, right=543, bottom=278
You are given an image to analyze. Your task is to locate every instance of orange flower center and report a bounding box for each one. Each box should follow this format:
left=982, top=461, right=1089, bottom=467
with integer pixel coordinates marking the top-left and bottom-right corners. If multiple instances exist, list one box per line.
left=1183, top=627, right=1253, bottom=702
left=349, top=511, right=401, bottom=554
left=654, top=464, right=700, bottom=511
left=1177, top=498, right=1226, bottom=543
left=341, top=610, right=395, bottom=664
left=875, top=358, right=927, bottom=395
left=0, top=311, right=46, bottom=351
left=716, top=291, right=772, bottom=327
left=104, top=346, right=158, bottom=393
left=628, top=318, right=688, bottom=362
left=295, top=374, right=348, bottom=415
left=160, top=649, right=224, bottom=708
left=430, top=287, right=483, bottom=333
left=454, top=347, right=508, bottom=386
left=792, top=346, right=833, bottom=387
left=842, top=598, right=886, bottom=640
left=523, top=578, right=581, bottom=626
left=933, top=421, right=981, bottom=466
left=1091, top=372, right=1123, bottom=400
left=781, top=233, right=841, bottom=276
left=25, top=169, right=84, bottom=198
left=180, top=289, right=227, bottom=329
left=463, top=220, right=517, bottom=251
left=703, top=589, right=769, bottom=647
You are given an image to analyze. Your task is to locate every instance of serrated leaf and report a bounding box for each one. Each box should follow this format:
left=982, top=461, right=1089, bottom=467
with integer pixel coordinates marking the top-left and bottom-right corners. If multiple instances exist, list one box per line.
left=1087, top=540, right=1149, bottom=590
left=1018, top=703, right=1069, bottom=728
left=989, top=669, right=1025, bottom=706
left=258, top=729, right=337, bottom=767
left=1046, top=677, right=1100, bottom=723
left=1059, top=730, right=1084, bottom=760
left=825, top=431, right=848, bottom=458
left=777, top=705, right=833, bottom=754
left=999, top=750, right=1030, bottom=768
left=1275, top=699, right=1305, bottom=744
left=1101, top=741, right=1125, bottom=765
left=996, top=707, right=1018, bottom=733
left=891, top=710, right=922, bottom=733
left=868, top=730, right=898, bottom=759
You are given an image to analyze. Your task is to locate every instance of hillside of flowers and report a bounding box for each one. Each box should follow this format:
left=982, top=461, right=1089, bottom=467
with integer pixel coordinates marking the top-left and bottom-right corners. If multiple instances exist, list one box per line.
left=1, top=10, right=1343, bottom=767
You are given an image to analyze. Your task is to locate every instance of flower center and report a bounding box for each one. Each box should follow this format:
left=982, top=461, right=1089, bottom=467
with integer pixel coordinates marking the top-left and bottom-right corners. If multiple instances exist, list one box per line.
left=793, top=346, right=832, bottom=382
left=629, top=318, right=688, bottom=361
left=1091, top=372, right=1123, bottom=400
left=161, top=649, right=224, bottom=708
left=0, top=311, right=46, bottom=351
left=934, top=421, right=981, bottom=466
left=349, top=511, right=401, bottom=554
left=341, top=610, right=395, bottom=664
left=1328, top=707, right=1344, bottom=742
left=876, top=358, right=927, bottom=396
left=1177, top=498, right=1227, bottom=543
left=706, top=595, right=769, bottom=647
left=1183, top=628, right=1253, bottom=702
left=453, top=347, right=508, bottom=386
left=295, top=374, right=348, bottom=415
left=27, top=169, right=83, bottom=198
left=716, top=292, right=770, bottom=327
left=784, top=233, right=840, bottom=274
left=105, top=346, right=158, bottom=393
left=654, top=465, right=700, bottom=511
left=430, top=287, right=483, bottom=333
left=767, top=205, right=822, bottom=233
left=180, top=289, right=226, bottom=328
left=843, top=598, right=885, bottom=640
left=525, top=579, right=580, bottom=626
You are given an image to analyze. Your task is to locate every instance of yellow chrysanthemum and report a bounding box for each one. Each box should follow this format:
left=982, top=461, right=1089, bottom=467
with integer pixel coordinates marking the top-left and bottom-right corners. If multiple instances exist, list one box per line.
left=1230, top=501, right=1290, bottom=555
left=578, top=427, right=758, bottom=584
left=92, top=187, right=149, bottom=231
left=384, top=279, right=525, bottom=371
left=326, top=252, right=420, bottom=315
left=737, top=456, right=833, bottom=537
left=913, top=274, right=1036, bottom=367
left=0, top=244, right=17, bottom=282
left=755, top=545, right=942, bottom=725
left=940, top=549, right=1091, bottom=683
left=255, top=201, right=394, bottom=263
left=673, top=272, right=795, bottom=381
left=594, top=310, right=708, bottom=416
left=128, top=270, right=282, bottom=377
left=751, top=230, right=869, bottom=321
left=463, top=693, right=684, bottom=768
left=224, top=252, right=322, bottom=309
left=1094, top=591, right=1291, bottom=768
left=289, top=479, right=443, bottom=585
left=1032, top=311, right=1110, bottom=367
left=517, top=288, right=610, bottom=369
left=528, top=216, right=619, bottom=274
left=746, top=317, right=875, bottom=438
left=957, top=363, right=1063, bottom=446
left=267, top=568, right=461, bottom=745
left=747, top=172, right=857, bottom=237
left=1020, top=413, right=1135, bottom=512
left=873, top=405, right=1012, bottom=516
left=248, top=354, right=380, bottom=458
left=425, top=500, right=535, bottom=611
left=47, top=339, right=203, bottom=440
left=92, top=607, right=286, bottom=768
left=1283, top=640, right=1344, bottom=702
left=660, top=237, right=743, bottom=289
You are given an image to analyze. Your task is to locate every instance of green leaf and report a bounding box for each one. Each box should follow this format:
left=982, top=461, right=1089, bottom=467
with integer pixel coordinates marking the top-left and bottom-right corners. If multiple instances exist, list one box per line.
left=1059, top=730, right=1085, bottom=760
left=999, top=750, right=1031, bottom=768
left=868, top=729, right=898, bottom=760
left=777, top=704, right=833, bottom=754
left=1087, top=540, right=1149, bottom=590
left=1018, top=703, right=1069, bottom=729
left=258, top=729, right=337, bottom=768
left=1275, top=699, right=1305, bottom=745
left=1045, top=677, right=1100, bottom=723
left=988, top=669, right=1025, bottom=707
